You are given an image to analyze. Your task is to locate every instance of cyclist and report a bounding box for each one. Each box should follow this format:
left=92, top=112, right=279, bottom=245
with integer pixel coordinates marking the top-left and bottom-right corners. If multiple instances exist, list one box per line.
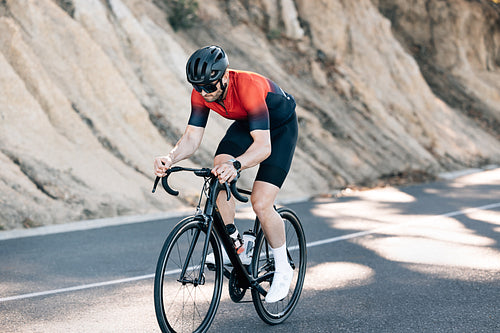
left=154, top=45, right=298, bottom=303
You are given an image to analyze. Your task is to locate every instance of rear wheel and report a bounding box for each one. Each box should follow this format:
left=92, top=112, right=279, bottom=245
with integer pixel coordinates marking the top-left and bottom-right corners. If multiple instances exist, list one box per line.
left=154, top=217, right=223, bottom=333
left=250, top=208, right=307, bottom=325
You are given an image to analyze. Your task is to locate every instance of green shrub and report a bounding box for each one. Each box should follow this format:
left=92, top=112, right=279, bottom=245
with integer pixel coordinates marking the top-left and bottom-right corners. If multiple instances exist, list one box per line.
left=164, top=0, right=199, bottom=31
left=267, top=29, right=282, bottom=40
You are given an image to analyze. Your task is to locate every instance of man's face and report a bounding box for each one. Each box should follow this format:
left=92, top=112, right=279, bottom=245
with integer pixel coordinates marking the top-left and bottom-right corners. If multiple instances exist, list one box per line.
left=199, top=81, right=223, bottom=102
left=192, top=71, right=228, bottom=102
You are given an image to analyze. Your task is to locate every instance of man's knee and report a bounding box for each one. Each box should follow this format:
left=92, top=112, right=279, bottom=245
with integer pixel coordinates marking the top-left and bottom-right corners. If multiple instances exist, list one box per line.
left=251, top=181, right=279, bottom=217
left=251, top=195, right=272, bottom=217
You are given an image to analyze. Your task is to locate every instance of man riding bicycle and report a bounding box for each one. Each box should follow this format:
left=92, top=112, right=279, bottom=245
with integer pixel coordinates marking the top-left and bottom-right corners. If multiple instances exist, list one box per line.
left=154, top=45, right=298, bottom=303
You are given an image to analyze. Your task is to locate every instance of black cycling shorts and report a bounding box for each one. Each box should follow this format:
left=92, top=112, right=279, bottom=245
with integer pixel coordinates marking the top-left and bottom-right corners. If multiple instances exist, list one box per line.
left=215, top=112, right=298, bottom=188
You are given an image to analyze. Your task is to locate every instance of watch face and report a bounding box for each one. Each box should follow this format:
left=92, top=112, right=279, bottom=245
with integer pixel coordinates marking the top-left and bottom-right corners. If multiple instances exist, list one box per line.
left=233, top=160, right=241, bottom=171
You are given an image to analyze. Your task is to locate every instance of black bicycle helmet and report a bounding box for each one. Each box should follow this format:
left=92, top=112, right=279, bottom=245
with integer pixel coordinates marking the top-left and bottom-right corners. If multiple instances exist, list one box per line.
left=186, top=45, right=229, bottom=85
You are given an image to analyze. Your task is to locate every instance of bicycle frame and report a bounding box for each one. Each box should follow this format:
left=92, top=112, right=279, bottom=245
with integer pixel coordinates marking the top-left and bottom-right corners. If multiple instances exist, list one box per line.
left=175, top=174, right=268, bottom=296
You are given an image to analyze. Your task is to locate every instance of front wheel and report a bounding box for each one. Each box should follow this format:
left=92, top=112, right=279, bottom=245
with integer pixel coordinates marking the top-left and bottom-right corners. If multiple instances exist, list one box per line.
left=154, top=216, right=223, bottom=333
left=250, top=207, right=307, bottom=325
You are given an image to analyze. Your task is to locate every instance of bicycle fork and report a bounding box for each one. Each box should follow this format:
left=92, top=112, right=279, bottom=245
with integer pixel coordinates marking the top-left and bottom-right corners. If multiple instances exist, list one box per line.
left=177, top=215, right=213, bottom=286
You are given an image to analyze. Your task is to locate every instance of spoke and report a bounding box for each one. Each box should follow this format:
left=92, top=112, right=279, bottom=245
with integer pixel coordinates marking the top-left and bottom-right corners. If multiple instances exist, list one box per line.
left=156, top=219, right=222, bottom=333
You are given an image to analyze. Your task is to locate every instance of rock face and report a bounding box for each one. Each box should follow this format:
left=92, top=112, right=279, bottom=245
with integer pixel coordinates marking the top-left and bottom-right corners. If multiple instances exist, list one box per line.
left=0, top=0, right=499, bottom=230
left=374, top=0, right=500, bottom=130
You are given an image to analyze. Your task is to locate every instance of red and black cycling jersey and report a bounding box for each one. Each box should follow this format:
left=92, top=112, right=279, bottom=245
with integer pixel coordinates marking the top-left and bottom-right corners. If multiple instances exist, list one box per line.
left=188, top=70, right=294, bottom=131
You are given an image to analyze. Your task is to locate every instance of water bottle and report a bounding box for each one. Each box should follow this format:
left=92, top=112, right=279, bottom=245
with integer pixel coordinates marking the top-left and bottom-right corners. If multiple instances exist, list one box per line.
left=242, top=231, right=256, bottom=258
left=225, top=224, right=244, bottom=254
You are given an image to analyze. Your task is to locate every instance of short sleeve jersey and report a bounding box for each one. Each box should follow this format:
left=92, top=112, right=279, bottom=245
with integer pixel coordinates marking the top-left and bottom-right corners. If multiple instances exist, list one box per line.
left=188, top=70, right=286, bottom=132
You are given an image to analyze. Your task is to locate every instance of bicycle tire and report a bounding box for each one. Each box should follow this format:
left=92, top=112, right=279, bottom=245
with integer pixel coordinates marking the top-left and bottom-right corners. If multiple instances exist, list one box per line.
left=250, top=207, right=307, bottom=325
left=154, top=216, right=223, bottom=333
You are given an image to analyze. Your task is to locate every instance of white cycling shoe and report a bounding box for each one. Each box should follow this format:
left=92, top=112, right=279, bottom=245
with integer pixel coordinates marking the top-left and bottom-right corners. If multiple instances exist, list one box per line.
left=206, top=247, right=230, bottom=265
left=206, top=235, right=254, bottom=266
left=265, top=266, right=294, bottom=303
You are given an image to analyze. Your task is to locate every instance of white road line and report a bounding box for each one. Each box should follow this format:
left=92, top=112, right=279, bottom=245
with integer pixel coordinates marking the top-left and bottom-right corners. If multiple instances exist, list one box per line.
left=1, top=202, right=499, bottom=303
left=0, top=274, right=154, bottom=303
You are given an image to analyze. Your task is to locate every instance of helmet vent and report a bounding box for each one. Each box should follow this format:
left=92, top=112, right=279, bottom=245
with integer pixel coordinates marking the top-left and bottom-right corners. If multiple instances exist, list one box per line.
left=201, top=62, right=207, bottom=77
left=193, top=58, right=200, bottom=76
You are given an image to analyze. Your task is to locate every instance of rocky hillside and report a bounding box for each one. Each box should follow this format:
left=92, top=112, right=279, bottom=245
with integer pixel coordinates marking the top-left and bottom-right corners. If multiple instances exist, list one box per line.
left=0, top=0, right=499, bottom=230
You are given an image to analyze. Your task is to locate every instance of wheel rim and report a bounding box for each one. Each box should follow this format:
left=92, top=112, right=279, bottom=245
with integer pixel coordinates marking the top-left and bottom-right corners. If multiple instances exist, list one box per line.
left=251, top=211, right=306, bottom=323
left=156, top=221, right=222, bottom=333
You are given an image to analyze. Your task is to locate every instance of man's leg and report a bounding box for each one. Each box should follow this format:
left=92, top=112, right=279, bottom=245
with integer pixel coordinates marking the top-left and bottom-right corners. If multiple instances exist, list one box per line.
left=250, top=181, right=284, bottom=247
left=251, top=181, right=293, bottom=303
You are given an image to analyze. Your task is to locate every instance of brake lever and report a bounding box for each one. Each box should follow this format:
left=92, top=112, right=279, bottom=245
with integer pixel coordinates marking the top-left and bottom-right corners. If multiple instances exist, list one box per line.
left=153, top=162, right=182, bottom=193
left=219, top=174, right=249, bottom=203
left=224, top=182, right=231, bottom=201
left=152, top=168, right=181, bottom=196
left=152, top=176, right=161, bottom=193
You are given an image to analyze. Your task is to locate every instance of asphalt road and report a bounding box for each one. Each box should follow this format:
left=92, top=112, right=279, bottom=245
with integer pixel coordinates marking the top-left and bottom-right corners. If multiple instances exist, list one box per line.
left=1, top=168, right=499, bottom=332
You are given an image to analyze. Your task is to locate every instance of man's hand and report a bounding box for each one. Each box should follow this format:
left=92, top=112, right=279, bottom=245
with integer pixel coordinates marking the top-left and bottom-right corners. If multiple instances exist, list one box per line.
left=212, top=161, right=238, bottom=184
left=154, top=156, right=173, bottom=177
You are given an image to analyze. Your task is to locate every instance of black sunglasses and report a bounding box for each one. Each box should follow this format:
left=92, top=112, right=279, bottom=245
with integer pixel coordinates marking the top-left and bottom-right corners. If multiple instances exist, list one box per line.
left=192, top=79, right=220, bottom=93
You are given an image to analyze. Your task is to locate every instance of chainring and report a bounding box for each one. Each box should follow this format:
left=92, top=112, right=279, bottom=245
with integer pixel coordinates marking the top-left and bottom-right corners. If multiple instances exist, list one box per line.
left=228, top=269, right=247, bottom=302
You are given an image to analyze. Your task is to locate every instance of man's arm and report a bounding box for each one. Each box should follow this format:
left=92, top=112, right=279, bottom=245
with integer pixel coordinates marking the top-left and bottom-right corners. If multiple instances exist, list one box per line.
left=237, top=129, right=271, bottom=170
left=212, top=129, right=271, bottom=183
left=154, top=125, right=205, bottom=177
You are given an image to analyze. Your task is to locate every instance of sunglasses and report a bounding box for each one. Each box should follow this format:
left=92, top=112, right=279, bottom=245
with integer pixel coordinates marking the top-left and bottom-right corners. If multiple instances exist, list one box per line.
left=192, top=79, right=220, bottom=93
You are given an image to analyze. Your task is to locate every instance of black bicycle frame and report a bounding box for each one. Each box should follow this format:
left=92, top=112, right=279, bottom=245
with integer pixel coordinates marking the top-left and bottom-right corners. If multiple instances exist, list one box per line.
left=178, top=175, right=268, bottom=296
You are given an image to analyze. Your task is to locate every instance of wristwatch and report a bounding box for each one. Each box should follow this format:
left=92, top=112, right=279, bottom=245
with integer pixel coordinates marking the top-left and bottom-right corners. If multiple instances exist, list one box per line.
left=228, top=158, right=241, bottom=172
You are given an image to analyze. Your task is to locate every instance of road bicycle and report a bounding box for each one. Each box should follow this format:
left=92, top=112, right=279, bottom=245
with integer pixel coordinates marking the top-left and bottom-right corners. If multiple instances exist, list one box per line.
left=152, top=166, right=307, bottom=333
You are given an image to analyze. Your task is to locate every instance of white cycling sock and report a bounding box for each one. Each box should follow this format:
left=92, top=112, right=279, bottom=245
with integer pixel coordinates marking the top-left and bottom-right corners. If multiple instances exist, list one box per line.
left=271, top=243, right=290, bottom=273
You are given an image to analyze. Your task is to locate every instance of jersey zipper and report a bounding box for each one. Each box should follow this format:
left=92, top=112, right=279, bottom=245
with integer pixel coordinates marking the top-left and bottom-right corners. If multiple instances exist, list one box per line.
left=217, top=101, right=228, bottom=116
